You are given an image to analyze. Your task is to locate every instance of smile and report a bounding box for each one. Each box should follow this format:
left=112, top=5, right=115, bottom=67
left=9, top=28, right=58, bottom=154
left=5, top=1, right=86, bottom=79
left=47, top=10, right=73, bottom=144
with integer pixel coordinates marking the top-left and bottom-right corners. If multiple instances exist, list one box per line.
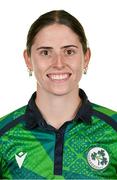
left=47, top=73, right=71, bottom=81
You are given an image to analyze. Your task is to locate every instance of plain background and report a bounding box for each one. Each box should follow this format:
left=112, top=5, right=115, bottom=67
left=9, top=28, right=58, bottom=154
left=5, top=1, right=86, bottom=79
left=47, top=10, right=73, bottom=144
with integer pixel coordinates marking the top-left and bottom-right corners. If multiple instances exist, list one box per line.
left=0, top=0, right=117, bottom=117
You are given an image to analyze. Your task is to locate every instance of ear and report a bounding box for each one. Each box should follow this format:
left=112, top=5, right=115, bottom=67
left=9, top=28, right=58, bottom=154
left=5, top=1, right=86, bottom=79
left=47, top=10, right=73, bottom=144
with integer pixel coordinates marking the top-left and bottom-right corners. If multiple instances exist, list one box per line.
left=23, top=50, right=33, bottom=70
left=84, top=48, right=91, bottom=68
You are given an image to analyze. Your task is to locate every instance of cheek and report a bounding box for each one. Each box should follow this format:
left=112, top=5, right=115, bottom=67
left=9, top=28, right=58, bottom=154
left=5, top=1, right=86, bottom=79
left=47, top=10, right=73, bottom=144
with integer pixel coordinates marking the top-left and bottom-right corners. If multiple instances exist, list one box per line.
left=75, top=67, right=83, bottom=80
left=71, top=58, right=84, bottom=72
left=32, top=61, right=49, bottom=82
left=70, top=58, right=84, bottom=81
left=32, top=58, right=43, bottom=72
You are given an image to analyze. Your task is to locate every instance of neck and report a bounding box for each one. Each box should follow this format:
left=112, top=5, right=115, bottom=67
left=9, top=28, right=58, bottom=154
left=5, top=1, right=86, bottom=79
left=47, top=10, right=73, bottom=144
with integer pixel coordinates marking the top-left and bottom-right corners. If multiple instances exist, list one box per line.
left=35, top=87, right=81, bottom=129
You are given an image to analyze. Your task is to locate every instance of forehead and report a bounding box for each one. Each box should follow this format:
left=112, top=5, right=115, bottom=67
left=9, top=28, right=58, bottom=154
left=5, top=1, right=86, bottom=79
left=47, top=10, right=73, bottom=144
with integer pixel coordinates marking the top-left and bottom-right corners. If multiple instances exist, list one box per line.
left=33, top=24, right=81, bottom=46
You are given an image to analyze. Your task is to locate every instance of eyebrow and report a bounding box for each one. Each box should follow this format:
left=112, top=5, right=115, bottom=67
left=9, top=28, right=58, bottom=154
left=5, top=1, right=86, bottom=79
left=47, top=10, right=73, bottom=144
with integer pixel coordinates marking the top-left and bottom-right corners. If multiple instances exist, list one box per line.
left=36, top=45, right=78, bottom=50
left=61, top=45, right=78, bottom=49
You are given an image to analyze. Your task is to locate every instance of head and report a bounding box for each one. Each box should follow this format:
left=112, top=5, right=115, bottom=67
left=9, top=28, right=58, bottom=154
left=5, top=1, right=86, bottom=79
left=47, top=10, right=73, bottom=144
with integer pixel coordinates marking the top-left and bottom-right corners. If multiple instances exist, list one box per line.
left=24, top=10, right=91, bottom=96
left=26, top=10, right=88, bottom=56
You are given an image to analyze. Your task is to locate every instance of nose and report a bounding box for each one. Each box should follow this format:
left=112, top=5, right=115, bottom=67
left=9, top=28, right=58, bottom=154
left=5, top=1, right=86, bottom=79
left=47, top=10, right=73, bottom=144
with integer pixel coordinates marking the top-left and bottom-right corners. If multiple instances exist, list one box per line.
left=53, top=54, right=65, bottom=69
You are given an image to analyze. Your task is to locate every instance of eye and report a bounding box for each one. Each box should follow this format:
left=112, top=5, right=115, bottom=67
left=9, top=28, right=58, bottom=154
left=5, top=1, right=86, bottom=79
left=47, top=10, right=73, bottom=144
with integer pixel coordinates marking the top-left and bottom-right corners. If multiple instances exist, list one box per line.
left=40, top=50, right=50, bottom=56
left=64, top=49, right=76, bottom=56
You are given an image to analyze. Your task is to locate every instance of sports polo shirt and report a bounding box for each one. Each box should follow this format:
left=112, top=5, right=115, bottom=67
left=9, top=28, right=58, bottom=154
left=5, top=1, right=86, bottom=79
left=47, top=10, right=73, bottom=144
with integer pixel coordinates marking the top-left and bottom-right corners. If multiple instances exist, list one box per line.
left=0, top=89, right=117, bottom=179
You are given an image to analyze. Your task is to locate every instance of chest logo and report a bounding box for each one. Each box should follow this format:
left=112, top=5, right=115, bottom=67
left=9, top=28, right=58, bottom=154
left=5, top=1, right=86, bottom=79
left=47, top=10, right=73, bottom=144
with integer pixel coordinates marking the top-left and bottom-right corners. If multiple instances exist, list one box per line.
left=15, top=152, right=27, bottom=168
left=87, top=147, right=109, bottom=170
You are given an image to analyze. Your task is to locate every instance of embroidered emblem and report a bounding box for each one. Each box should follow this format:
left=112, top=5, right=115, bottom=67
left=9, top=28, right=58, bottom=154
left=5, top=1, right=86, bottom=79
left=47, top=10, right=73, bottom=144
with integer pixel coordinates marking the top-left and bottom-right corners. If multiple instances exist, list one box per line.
left=87, top=147, right=109, bottom=170
left=15, top=152, right=27, bottom=168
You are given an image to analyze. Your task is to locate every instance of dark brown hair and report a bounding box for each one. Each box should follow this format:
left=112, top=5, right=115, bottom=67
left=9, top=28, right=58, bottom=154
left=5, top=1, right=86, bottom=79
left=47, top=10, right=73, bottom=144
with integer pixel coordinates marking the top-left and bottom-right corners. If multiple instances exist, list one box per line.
left=26, top=10, right=88, bottom=56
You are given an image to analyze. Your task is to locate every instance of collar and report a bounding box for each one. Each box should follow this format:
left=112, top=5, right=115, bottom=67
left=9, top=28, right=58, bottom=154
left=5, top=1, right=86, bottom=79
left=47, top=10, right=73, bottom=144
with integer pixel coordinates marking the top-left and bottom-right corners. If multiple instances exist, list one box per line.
left=25, top=89, right=93, bottom=130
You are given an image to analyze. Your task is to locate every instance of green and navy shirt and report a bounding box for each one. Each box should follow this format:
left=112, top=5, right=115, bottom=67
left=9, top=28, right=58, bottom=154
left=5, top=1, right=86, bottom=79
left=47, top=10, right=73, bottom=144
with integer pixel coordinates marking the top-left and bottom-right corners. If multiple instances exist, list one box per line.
left=0, top=89, right=117, bottom=179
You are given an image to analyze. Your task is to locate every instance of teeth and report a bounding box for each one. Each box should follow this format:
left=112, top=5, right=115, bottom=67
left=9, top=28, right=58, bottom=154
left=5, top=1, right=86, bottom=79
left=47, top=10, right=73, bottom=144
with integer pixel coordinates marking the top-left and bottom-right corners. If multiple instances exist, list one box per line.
left=48, top=74, right=70, bottom=80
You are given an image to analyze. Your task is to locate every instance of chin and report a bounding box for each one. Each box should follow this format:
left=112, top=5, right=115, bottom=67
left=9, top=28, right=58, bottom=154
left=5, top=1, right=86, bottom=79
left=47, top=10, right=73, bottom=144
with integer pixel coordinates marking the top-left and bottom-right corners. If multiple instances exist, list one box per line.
left=48, top=88, right=72, bottom=96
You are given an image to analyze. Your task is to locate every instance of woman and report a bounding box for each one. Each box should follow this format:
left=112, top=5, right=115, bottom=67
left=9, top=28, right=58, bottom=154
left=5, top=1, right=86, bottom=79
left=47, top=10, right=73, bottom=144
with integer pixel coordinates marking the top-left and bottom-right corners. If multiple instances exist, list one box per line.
left=0, top=10, right=117, bottom=179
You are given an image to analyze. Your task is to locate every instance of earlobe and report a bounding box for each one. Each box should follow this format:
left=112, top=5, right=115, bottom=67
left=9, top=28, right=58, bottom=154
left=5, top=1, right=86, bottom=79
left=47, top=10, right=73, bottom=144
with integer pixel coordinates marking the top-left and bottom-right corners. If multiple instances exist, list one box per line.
left=23, top=50, right=33, bottom=70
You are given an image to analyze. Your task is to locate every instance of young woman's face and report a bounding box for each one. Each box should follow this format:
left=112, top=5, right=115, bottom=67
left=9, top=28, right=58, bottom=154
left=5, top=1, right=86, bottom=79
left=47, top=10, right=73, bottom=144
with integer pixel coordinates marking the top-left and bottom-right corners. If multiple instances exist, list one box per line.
left=24, top=24, right=90, bottom=96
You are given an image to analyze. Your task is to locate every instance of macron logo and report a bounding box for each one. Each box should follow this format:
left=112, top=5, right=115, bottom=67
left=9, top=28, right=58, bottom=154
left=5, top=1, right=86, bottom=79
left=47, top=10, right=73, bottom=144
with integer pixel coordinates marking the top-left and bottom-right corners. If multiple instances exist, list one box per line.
left=15, top=152, right=27, bottom=168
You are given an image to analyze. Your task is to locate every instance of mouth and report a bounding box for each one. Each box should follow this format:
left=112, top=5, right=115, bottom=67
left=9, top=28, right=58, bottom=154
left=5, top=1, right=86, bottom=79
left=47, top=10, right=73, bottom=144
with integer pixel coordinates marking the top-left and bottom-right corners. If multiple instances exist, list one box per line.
left=47, top=73, right=72, bottom=81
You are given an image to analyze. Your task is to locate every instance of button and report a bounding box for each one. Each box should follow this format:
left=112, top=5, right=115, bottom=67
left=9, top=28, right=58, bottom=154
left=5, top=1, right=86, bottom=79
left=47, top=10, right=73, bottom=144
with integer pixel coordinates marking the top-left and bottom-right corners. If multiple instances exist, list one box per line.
left=56, top=132, right=63, bottom=137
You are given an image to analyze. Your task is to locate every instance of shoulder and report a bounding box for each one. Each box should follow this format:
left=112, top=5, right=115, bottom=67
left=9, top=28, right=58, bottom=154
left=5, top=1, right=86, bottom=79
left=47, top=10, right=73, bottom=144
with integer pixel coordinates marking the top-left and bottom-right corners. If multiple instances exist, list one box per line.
left=0, top=106, right=27, bottom=136
left=91, top=103, right=117, bottom=131
left=92, top=103, right=117, bottom=120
